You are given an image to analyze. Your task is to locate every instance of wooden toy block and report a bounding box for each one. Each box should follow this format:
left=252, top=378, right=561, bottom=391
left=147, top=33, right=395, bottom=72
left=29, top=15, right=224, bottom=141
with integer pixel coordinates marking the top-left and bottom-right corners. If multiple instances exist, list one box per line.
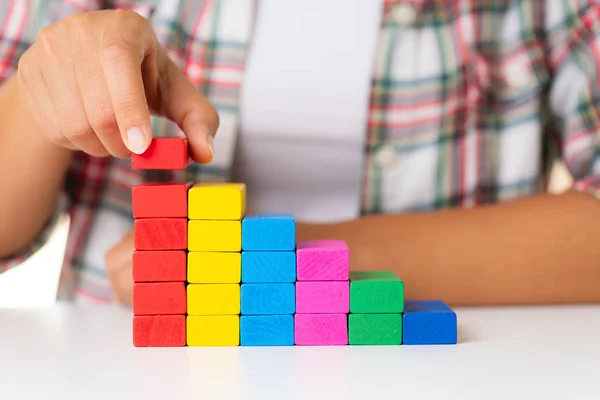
left=348, top=314, right=402, bottom=345
left=132, top=183, right=191, bottom=218
left=241, top=214, right=295, bottom=251
left=349, top=271, right=404, bottom=313
left=187, top=252, right=241, bottom=284
left=402, top=300, right=457, bottom=345
left=133, top=282, right=186, bottom=315
left=187, top=284, right=240, bottom=315
left=240, top=283, right=295, bottom=315
left=134, top=218, right=187, bottom=250
left=131, top=137, right=188, bottom=170
left=296, top=240, right=349, bottom=281
left=188, top=220, right=241, bottom=252
left=188, top=183, right=246, bottom=220
left=296, top=281, right=349, bottom=313
left=294, top=314, right=348, bottom=346
left=240, top=315, right=294, bottom=346
left=241, top=251, right=296, bottom=283
left=132, top=250, right=186, bottom=282
left=187, top=315, right=240, bottom=346
left=133, top=315, right=186, bottom=347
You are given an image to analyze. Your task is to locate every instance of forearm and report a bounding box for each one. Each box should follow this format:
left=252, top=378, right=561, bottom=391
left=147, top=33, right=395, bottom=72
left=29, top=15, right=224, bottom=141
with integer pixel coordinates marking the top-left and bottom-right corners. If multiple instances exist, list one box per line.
left=297, top=191, right=600, bottom=306
left=0, top=76, right=72, bottom=258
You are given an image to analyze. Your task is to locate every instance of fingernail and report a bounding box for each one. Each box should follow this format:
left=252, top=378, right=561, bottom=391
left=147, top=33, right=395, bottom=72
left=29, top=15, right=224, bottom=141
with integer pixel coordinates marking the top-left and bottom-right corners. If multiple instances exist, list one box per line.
left=207, top=134, right=214, bottom=159
left=127, top=127, right=148, bottom=154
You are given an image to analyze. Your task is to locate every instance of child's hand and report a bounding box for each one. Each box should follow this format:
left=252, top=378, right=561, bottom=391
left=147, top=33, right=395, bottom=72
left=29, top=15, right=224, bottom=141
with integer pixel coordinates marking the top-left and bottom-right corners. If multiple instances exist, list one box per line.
left=105, top=229, right=134, bottom=306
left=16, top=10, right=218, bottom=161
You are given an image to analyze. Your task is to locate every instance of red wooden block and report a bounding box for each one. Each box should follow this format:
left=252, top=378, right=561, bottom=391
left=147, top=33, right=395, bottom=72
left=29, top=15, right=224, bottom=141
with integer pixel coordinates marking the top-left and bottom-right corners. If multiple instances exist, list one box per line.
left=133, top=315, right=186, bottom=347
left=133, top=251, right=187, bottom=283
left=131, top=138, right=189, bottom=170
left=132, top=183, right=192, bottom=218
left=133, top=282, right=187, bottom=315
left=134, top=218, right=187, bottom=250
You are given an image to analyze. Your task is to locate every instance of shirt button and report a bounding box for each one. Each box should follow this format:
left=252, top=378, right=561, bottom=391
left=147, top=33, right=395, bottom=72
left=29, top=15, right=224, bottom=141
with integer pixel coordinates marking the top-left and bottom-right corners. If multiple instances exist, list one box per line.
left=505, top=64, right=532, bottom=88
left=374, top=145, right=398, bottom=168
left=394, top=4, right=417, bottom=25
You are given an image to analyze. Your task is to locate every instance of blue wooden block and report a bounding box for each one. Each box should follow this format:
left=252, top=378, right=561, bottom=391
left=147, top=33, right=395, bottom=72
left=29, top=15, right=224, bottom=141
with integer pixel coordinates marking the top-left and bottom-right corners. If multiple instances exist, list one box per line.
left=402, top=300, right=457, bottom=345
left=241, top=283, right=296, bottom=315
left=240, top=315, right=294, bottom=346
left=241, top=213, right=296, bottom=251
left=242, top=251, right=296, bottom=283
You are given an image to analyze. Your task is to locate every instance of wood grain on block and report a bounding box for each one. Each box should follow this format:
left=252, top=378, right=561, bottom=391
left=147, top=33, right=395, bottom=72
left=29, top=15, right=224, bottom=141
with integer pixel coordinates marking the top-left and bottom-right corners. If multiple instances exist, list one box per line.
left=188, top=183, right=246, bottom=220
left=241, top=251, right=296, bottom=283
left=133, top=282, right=186, bottom=315
left=296, top=240, right=349, bottom=281
left=348, top=314, right=402, bottom=345
left=132, top=183, right=191, bottom=218
left=241, top=214, right=295, bottom=251
left=187, top=284, right=240, bottom=315
left=134, top=218, right=187, bottom=250
left=294, top=314, right=348, bottom=346
left=188, top=220, right=241, bottom=252
left=133, top=315, right=186, bottom=347
left=187, top=252, right=241, bottom=283
left=402, top=300, right=457, bottom=345
left=296, top=281, right=349, bottom=313
left=131, top=138, right=188, bottom=170
left=240, top=315, right=294, bottom=346
left=240, top=283, right=295, bottom=315
left=132, top=250, right=186, bottom=282
left=350, top=270, right=404, bottom=313
left=187, top=316, right=240, bottom=346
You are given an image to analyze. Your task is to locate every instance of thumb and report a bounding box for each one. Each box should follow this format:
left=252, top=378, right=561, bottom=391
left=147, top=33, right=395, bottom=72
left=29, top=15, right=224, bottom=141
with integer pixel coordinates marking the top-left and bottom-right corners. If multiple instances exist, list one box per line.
left=158, top=54, right=219, bottom=164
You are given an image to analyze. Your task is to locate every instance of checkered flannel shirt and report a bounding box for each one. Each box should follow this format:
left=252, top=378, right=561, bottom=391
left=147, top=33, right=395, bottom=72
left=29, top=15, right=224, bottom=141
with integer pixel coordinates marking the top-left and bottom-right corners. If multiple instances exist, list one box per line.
left=1, top=0, right=599, bottom=302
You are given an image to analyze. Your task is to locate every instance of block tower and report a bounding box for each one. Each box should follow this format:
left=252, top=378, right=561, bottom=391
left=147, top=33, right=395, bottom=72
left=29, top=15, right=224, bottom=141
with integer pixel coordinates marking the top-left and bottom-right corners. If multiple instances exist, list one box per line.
left=130, top=138, right=458, bottom=347
left=131, top=138, right=189, bottom=347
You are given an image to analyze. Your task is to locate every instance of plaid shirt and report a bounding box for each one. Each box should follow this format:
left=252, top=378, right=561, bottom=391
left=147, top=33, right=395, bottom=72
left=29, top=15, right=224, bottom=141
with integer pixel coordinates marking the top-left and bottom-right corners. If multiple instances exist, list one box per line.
left=1, top=0, right=599, bottom=302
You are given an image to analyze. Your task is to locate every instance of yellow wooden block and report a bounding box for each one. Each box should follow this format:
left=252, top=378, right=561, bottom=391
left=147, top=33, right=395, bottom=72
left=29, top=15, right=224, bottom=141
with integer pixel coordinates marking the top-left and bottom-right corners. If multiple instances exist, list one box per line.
left=187, top=315, right=240, bottom=346
left=187, top=284, right=240, bottom=315
left=188, top=220, right=241, bottom=251
left=188, top=252, right=241, bottom=283
left=188, top=183, right=246, bottom=220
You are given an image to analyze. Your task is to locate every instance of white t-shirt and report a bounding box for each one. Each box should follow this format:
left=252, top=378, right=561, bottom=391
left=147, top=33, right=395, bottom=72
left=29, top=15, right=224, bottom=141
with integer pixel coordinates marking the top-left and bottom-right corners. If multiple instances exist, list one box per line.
left=232, top=0, right=384, bottom=223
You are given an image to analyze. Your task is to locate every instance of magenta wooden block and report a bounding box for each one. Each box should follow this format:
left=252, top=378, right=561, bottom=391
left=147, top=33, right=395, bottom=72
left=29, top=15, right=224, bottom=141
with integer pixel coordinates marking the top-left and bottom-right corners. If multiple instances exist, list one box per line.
left=296, top=281, right=349, bottom=313
left=294, top=314, right=348, bottom=346
left=296, top=240, right=349, bottom=281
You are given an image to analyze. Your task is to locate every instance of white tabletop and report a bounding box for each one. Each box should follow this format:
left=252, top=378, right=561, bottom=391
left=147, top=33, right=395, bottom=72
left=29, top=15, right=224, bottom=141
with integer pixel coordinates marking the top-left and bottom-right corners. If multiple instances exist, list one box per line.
left=1, top=303, right=599, bottom=400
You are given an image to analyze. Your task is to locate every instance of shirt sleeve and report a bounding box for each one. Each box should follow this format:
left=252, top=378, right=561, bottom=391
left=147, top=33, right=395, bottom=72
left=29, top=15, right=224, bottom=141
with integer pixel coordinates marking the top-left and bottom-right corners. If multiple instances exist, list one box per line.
left=546, top=2, right=600, bottom=199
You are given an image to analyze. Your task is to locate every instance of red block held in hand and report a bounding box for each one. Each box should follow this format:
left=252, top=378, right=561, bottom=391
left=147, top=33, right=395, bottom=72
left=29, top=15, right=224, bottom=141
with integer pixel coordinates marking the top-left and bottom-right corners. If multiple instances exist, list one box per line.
left=134, top=218, right=187, bottom=250
left=133, top=315, right=186, bottom=347
left=133, top=282, right=187, bottom=315
left=131, top=138, right=189, bottom=170
left=133, top=250, right=187, bottom=282
left=132, top=183, right=191, bottom=218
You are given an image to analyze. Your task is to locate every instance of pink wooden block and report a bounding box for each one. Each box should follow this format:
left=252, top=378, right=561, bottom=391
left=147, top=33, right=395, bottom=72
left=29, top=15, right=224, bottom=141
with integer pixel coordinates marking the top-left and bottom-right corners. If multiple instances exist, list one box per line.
left=296, top=281, right=349, bottom=313
left=296, top=240, right=349, bottom=281
left=294, top=314, right=348, bottom=346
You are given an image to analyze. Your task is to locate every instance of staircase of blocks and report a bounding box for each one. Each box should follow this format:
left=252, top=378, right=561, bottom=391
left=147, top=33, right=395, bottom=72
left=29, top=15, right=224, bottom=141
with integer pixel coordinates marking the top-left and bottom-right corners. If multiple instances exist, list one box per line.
left=131, top=138, right=458, bottom=347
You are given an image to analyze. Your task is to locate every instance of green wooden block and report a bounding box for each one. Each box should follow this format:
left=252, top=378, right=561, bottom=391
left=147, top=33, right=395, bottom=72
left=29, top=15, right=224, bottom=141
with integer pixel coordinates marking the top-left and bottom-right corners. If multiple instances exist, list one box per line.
left=348, top=314, right=402, bottom=345
left=350, top=271, right=404, bottom=313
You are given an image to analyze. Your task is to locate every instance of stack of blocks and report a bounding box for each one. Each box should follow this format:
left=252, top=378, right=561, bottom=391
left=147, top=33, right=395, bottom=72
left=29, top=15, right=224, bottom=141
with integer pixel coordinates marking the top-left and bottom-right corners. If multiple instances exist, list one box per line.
left=130, top=138, right=458, bottom=347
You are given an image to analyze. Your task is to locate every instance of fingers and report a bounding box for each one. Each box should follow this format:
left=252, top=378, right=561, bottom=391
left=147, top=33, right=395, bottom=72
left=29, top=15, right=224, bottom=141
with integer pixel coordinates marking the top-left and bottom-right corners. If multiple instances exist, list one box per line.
left=75, top=54, right=129, bottom=158
left=99, top=16, right=157, bottom=155
left=159, top=53, right=220, bottom=164
left=16, top=50, right=77, bottom=151
left=105, top=230, right=134, bottom=306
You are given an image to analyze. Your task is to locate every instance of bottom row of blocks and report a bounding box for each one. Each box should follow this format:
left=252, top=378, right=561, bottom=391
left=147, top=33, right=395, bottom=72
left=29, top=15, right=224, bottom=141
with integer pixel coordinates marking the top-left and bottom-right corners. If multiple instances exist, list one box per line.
left=134, top=306, right=456, bottom=347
